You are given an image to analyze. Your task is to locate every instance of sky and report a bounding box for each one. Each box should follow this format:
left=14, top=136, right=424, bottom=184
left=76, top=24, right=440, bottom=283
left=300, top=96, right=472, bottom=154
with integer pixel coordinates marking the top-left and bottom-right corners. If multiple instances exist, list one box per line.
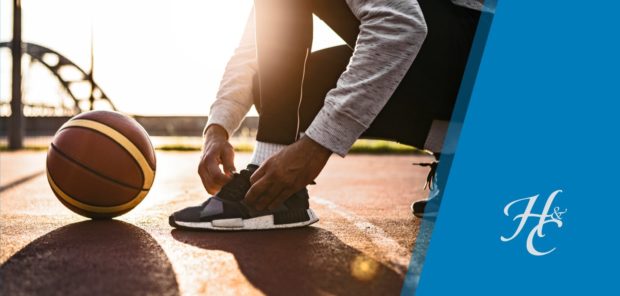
left=0, top=0, right=344, bottom=116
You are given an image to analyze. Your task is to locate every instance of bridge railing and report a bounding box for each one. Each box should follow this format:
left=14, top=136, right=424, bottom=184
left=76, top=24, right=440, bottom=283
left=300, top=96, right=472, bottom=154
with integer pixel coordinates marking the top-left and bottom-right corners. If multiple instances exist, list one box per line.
left=0, top=115, right=259, bottom=138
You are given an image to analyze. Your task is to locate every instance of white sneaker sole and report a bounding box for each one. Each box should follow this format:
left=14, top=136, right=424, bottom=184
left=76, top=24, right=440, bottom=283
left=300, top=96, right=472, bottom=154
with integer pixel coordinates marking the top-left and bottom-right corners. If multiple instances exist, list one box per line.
left=172, top=209, right=319, bottom=231
left=411, top=202, right=438, bottom=219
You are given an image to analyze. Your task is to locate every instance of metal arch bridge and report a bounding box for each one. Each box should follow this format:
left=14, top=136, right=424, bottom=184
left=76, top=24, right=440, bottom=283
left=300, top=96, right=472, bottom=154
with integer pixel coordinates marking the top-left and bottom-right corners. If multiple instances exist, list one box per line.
left=0, top=42, right=116, bottom=115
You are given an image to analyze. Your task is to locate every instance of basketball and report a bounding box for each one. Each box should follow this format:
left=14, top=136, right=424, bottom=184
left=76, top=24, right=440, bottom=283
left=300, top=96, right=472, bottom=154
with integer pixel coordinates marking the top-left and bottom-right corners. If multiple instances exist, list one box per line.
left=46, top=110, right=156, bottom=219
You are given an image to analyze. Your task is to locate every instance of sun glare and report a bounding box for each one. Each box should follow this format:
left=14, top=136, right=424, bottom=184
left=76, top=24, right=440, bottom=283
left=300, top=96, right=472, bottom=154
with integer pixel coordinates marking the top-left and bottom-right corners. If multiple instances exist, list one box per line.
left=0, top=0, right=344, bottom=116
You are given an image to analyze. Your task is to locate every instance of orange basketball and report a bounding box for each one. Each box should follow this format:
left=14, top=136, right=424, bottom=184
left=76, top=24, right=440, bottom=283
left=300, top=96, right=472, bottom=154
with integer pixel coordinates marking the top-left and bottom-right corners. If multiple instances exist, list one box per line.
left=46, top=110, right=156, bottom=219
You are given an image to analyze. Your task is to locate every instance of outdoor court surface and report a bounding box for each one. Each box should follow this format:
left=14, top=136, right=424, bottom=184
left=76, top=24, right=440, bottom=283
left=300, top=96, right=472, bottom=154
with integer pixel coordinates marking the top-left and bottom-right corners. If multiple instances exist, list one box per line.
left=0, top=151, right=434, bottom=295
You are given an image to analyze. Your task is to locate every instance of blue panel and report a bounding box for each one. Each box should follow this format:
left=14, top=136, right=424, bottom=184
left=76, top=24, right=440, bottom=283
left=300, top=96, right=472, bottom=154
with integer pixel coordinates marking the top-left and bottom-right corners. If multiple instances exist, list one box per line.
left=406, top=0, right=620, bottom=295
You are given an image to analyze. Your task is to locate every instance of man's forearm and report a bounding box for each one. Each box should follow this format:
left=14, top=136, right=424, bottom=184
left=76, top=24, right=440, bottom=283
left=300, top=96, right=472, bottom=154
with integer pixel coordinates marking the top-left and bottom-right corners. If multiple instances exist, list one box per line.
left=204, top=124, right=229, bottom=140
left=306, top=0, right=428, bottom=156
left=205, top=8, right=257, bottom=137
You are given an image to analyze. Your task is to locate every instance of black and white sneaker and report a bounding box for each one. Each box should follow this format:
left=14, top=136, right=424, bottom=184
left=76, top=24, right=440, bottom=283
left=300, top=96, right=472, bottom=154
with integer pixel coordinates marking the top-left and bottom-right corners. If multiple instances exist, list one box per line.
left=169, top=165, right=319, bottom=231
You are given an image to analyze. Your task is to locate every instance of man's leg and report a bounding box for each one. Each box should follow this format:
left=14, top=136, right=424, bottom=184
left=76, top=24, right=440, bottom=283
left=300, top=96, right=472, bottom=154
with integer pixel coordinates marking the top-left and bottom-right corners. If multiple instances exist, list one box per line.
left=411, top=152, right=454, bottom=218
left=296, top=0, right=481, bottom=219
left=366, top=1, right=479, bottom=219
left=169, top=0, right=320, bottom=230
left=250, top=0, right=313, bottom=165
left=298, top=0, right=481, bottom=147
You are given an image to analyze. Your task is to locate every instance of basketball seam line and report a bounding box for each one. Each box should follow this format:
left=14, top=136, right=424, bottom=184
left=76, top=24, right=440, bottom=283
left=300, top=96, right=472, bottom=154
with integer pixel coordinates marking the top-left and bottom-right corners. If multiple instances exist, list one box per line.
left=50, top=143, right=147, bottom=191
left=47, top=170, right=149, bottom=214
left=59, top=125, right=147, bottom=187
left=77, top=116, right=156, bottom=170
left=59, top=119, right=156, bottom=189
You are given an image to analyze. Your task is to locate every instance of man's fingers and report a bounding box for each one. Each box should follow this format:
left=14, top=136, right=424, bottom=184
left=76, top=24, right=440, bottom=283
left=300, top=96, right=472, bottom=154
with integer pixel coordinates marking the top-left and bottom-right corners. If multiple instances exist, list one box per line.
left=250, top=164, right=267, bottom=184
left=221, top=146, right=236, bottom=175
left=267, top=189, right=294, bottom=211
left=207, top=157, right=231, bottom=186
left=255, top=184, right=284, bottom=211
left=198, top=166, right=218, bottom=194
left=245, top=177, right=270, bottom=206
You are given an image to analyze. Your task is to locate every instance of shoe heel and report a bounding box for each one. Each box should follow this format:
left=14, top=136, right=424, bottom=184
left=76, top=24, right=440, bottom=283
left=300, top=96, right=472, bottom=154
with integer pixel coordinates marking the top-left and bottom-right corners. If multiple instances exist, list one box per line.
left=273, top=209, right=311, bottom=225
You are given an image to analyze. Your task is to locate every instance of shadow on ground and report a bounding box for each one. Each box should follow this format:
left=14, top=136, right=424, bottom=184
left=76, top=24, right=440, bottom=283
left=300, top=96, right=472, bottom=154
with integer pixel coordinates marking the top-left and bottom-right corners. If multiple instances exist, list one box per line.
left=172, top=227, right=403, bottom=296
left=1, top=220, right=179, bottom=296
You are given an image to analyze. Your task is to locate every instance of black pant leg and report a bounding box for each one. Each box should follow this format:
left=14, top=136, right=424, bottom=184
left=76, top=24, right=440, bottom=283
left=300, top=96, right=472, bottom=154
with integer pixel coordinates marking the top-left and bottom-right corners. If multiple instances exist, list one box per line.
left=312, top=0, right=360, bottom=48
left=253, top=0, right=313, bottom=145
left=255, top=0, right=481, bottom=150
left=298, top=0, right=481, bottom=149
left=361, top=0, right=481, bottom=148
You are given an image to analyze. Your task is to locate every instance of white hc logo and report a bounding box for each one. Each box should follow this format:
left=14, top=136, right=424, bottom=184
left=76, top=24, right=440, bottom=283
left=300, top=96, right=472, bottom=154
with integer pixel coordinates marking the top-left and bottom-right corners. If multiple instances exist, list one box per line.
left=500, top=189, right=567, bottom=256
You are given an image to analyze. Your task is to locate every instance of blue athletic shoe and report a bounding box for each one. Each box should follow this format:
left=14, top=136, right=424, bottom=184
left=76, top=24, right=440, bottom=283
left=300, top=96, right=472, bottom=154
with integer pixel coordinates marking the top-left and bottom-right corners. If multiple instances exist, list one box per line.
left=412, top=159, right=441, bottom=219
left=412, top=176, right=440, bottom=219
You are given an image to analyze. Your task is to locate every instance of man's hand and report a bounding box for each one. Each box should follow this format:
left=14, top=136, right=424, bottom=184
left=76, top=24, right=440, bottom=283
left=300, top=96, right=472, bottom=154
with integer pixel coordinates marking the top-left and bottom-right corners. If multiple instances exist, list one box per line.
left=245, top=136, right=332, bottom=211
left=198, top=125, right=236, bottom=194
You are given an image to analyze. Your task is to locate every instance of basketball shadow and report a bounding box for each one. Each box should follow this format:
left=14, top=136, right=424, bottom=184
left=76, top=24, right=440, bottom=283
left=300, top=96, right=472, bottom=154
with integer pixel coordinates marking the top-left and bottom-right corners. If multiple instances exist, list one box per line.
left=171, top=227, right=404, bottom=296
left=1, top=220, right=179, bottom=296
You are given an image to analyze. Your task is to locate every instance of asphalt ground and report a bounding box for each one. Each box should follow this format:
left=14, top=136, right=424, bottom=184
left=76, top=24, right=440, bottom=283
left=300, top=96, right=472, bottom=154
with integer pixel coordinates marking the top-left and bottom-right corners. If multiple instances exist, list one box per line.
left=0, top=151, right=433, bottom=296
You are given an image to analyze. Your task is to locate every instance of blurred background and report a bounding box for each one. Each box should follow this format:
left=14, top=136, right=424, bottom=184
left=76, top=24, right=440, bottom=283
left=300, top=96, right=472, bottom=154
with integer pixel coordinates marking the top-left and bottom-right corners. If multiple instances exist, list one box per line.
left=0, top=0, right=415, bottom=153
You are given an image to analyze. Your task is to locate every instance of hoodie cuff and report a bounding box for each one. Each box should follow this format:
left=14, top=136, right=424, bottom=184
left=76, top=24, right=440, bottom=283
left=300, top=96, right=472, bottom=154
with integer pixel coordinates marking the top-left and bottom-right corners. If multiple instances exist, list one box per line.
left=204, top=113, right=238, bottom=138
left=304, top=106, right=367, bottom=157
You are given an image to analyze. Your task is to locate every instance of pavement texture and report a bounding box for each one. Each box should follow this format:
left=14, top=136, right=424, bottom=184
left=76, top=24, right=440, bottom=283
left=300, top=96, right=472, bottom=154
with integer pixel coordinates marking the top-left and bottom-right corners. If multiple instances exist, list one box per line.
left=0, top=151, right=434, bottom=296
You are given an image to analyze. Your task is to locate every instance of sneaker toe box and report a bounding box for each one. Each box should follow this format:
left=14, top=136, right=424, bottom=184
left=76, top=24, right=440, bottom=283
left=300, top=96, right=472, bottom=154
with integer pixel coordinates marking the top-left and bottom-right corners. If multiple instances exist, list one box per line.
left=171, top=205, right=204, bottom=223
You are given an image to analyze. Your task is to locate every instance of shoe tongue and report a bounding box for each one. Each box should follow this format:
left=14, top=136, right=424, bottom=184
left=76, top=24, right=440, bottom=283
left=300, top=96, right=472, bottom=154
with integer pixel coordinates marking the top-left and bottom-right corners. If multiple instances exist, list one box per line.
left=246, top=164, right=259, bottom=173
left=217, top=173, right=250, bottom=201
left=240, top=164, right=259, bottom=178
left=216, top=165, right=258, bottom=201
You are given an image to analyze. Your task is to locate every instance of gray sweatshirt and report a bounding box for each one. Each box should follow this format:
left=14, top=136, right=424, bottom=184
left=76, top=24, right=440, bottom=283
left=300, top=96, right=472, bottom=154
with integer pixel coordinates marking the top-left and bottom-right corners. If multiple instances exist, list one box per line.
left=206, top=0, right=485, bottom=156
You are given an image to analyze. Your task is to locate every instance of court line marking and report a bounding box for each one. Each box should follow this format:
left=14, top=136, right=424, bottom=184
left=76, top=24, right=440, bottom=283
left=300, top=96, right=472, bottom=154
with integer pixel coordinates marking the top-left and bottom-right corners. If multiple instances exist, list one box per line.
left=0, top=171, right=44, bottom=193
left=312, top=196, right=411, bottom=275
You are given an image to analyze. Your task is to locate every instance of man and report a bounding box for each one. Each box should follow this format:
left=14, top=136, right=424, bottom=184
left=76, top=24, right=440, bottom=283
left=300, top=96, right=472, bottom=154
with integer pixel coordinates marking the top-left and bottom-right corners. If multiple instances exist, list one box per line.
left=169, top=0, right=484, bottom=230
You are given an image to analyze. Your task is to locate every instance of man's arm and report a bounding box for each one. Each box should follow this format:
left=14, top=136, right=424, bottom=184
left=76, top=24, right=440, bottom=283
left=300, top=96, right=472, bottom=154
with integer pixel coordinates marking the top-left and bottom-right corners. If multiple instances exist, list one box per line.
left=246, top=0, right=428, bottom=210
left=199, top=9, right=257, bottom=194
left=305, top=0, right=428, bottom=156
left=205, top=9, right=257, bottom=137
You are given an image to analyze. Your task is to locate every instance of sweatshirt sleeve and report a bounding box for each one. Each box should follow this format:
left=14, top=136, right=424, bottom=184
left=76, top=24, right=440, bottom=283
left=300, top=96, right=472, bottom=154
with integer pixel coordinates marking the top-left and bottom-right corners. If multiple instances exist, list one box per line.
left=205, top=9, right=257, bottom=137
left=304, top=0, right=428, bottom=156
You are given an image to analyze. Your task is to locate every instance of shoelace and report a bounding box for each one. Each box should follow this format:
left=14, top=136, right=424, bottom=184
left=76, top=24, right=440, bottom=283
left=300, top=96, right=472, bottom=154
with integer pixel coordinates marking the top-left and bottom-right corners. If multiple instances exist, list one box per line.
left=413, top=160, right=438, bottom=190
